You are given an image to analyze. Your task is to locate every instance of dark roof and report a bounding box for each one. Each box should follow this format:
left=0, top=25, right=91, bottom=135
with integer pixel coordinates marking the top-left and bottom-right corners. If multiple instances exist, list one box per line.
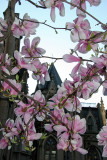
left=48, top=63, right=62, bottom=86
left=36, top=63, right=62, bottom=91
left=81, top=106, right=103, bottom=131
left=103, top=88, right=107, bottom=95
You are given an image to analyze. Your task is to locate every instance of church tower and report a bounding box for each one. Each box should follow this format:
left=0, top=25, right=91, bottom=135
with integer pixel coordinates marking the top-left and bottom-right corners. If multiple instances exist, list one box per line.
left=100, top=97, right=106, bottom=125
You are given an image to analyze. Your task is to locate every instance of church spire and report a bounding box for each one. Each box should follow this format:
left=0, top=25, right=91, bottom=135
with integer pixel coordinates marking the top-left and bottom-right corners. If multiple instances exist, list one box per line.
left=101, top=97, right=104, bottom=109
left=100, top=97, right=106, bottom=125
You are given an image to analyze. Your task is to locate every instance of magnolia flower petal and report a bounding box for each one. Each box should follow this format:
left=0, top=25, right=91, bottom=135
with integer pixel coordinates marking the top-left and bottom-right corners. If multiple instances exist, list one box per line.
left=31, top=37, right=40, bottom=48
left=51, top=7, right=55, bottom=22
left=71, top=29, right=79, bottom=42
left=71, top=63, right=81, bottom=77
left=63, top=54, right=81, bottom=63
left=66, top=22, right=74, bottom=29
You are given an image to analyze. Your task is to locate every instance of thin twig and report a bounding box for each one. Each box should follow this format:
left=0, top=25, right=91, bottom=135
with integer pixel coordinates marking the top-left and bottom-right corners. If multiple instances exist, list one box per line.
left=16, top=16, right=71, bottom=31
left=26, top=0, right=46, bottom=9
left=64, top=0, right=105, bottom=27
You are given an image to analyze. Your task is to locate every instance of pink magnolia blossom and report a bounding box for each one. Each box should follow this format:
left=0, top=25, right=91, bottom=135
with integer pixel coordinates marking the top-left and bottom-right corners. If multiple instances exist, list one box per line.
left=48, top=84, right=69, bottom=110
left=15, top=117, right=24, bottom=132
left=0, top=138, right=8, bottom=149
left=63, top=80, right=74, bottom=94
left=97, top=126, right=107, bottom=146
left=53, top=125, right=67, bottom=136
left=32, top=59, right=50, bottom=85
left=66, top=16, right=90, bottom=42
left=63, top=54, right=81, bottom=77
left=63, top=96, right=82, bottom=113
left=36, top=111, right=46, bottom=121
left=12, top=14, right=39, bottom=38
left=103, top=145, right=107, bottom=157
left=57, top=138, right=69, bottom=150
left=1, top=66, right=10, bottom=75
left=74, top=31, right=98, bottom=54
left=52, top=107, right=65, bottom=123
left=1, top=119, right=19, bottom=138
left=70, top=0, right=101, bottom=16
left=27, top=131, right=42, bottom=141
left=44, top=124, right=54, bottom=132
left=13, top=50, right=37, bottom=73
left=71, top=134, right=88, bottom=154
left=71, top=115, right=86, bottom=134
left=11, top=17, right=24, bottom=38
left=1, top=54, right=11, bottom=75
left=28, top=90, right=46, bottom=121
left=2, top=79, right=22, bottom=95
left=63, top=54, right=81, bottom=63
left=52, top=114, right=87, bottom=153
left=33, top=90, right=45, bottom=105
left=21, top=37, right=46, bottom=57
left=77, top=63, right=101, bottom=83
left=14, top=101, right=34, bottom=124
left=40, top=0, right=65, bottom=22
left=48, top=80, right=82, bottom=112
left=77, top=81, right=100, bottom=100
left=26, top=120, right=42, bottom=141
left=0, top=18, right=7, bottom=31
left=91, top=54, right=107, bottom=70
left=97, top=126, right=107, bottom=157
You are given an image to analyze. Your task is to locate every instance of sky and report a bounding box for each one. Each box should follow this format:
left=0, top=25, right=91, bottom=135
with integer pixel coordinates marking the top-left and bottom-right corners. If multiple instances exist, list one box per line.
left=0, top=0, right=107, bottom=108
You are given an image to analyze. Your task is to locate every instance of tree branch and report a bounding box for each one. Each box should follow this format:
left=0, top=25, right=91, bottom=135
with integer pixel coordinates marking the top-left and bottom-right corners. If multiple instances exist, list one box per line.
left=26, top=0, right=46, bottom=9
left=64, top=0, right=105, bottom=27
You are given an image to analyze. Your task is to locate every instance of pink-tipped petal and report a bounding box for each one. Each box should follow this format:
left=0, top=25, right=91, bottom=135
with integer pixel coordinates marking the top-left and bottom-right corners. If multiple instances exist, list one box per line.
left=63, top=54, right=81, bottom=63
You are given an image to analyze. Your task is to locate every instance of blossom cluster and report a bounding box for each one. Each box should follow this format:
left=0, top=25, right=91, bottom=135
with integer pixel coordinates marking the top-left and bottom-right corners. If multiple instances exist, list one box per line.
left=45, top=108, right=87, bottom=154
left=0, top=90, right=45, bottom=150
left=11, top=13, right=39, bottom=38
left=97, top=126, right=107, bottom=157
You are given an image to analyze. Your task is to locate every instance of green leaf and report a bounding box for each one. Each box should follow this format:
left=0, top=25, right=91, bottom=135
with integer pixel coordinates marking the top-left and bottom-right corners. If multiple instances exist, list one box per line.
left=86, top=43, right=92, bottom=51
left=11, top=139, right=17, bottom=144
left=0, top=121, right=2, bottom=126
left=81, top=0, right=85, bottom=3
left=16, top=74, right=19, bottom=81
left=9, top=98, right=14, bottom=102
left=41, top=133, right=48, bottom=139
left=103, top=33, right=107, bottom=40
left=21, top=136, right=24, bottom=140
left=91, top=54, right=94, bottom=57
left=25, top=146, right=30, bottom=151
left=70, top=49, right=74, bottom=54
left=91, top=32, right=94, bottom=38
left=31, top=147, right=36, bottom=151
left=55, top=30, right=58, bottom=34
left=18, top=95, right=21, bottom=99
left=68, top=117, right=71, bottom=121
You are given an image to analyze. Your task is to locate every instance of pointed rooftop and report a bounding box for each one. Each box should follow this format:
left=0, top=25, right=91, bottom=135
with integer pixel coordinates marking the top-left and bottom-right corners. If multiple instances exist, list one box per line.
left=48, top=63, right=62, bottom=86
left=35, top=63, right=62, bottom=99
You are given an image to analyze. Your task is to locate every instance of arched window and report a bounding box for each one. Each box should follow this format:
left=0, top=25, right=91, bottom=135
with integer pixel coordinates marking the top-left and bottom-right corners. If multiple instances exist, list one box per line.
left=87, top=145, right=102, bottom=160
left=87, top=116, right=94, bottom=132
left=44, top=136, right=57, bottom=160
